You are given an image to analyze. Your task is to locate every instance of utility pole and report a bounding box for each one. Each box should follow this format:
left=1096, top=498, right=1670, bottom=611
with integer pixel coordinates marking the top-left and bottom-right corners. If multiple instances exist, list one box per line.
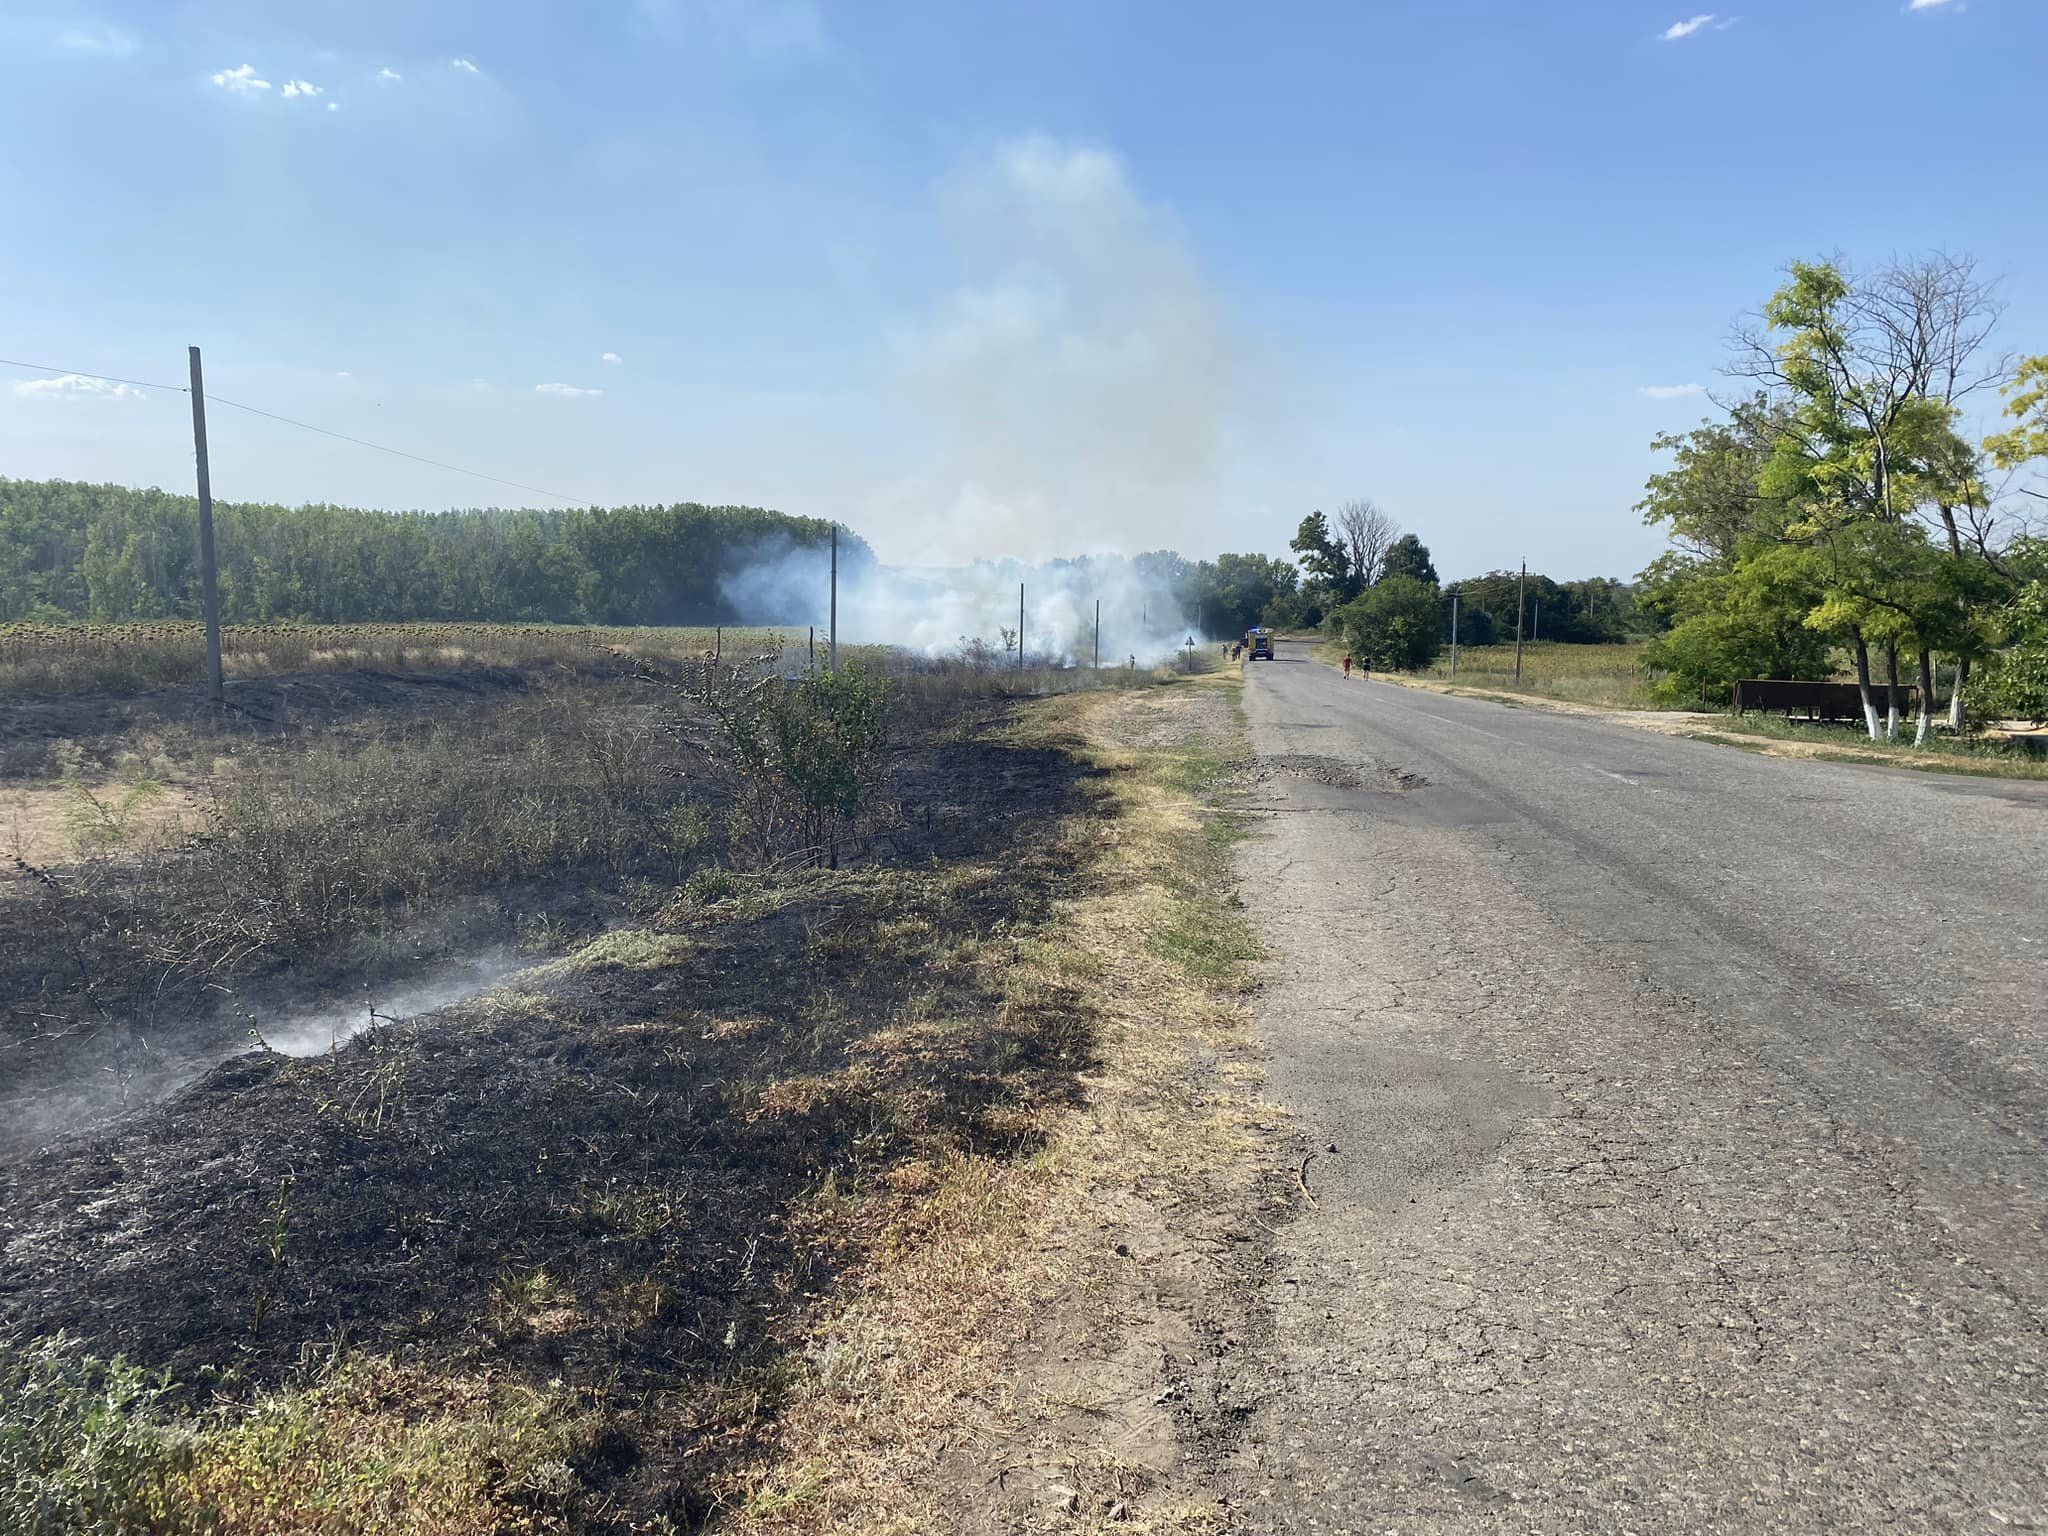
left=1018, top=582, right=1026, bottom=671
left=1450, top=591, right=1460, bottom=677
left=1513, top=560, right=1527, bottom=683
left=187, top=346, right=224, bottom=704
left=1533, top=598, right=1541, bottom=644
left=1093, top=599, right=1100, bottom=670
left=828, top=524, right=838, bottom=671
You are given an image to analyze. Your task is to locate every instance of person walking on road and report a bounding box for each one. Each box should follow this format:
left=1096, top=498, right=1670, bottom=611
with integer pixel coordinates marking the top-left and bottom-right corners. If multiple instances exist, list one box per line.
left=1342, top=654, right=1353, bottom=679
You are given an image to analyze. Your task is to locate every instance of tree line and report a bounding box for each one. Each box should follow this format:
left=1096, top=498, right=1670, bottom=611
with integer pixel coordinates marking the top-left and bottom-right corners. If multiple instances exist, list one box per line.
left=0, top=479, right=863, bottom=626
left=1148, top=498, right=1655, bottom=666
left=1636, top=255, right=2048, bottom=732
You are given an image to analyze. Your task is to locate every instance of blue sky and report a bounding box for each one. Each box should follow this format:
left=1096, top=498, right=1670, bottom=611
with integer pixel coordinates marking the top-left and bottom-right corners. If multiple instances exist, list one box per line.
left=3, top=0, right=2042, bottom=578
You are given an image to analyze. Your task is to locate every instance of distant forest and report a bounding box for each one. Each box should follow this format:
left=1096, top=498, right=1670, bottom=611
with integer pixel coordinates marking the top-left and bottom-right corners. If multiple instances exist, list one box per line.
left=0, top=479, right=865, bottom=626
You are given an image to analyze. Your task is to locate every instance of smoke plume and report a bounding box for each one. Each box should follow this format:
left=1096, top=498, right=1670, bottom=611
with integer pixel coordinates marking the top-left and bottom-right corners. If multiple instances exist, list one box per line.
left=722, top=545, right=1200, bottom=664
left=878, top=136, right=1238, bottom=564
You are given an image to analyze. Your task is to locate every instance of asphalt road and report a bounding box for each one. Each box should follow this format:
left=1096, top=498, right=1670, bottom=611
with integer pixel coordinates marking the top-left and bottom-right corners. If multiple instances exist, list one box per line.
left=1225, top=641, right=2048, bottom=1535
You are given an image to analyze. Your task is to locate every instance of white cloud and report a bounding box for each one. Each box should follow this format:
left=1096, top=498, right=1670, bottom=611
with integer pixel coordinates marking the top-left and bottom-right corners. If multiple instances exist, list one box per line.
left=450, top=56, right=479, bottom=73
left=1660, top=14, right=1716, bottom=39
left=535, top=382, right=603, bottom=398
left=13, top=374, right=145, bottom=401
left=281, top=79, right=323, bottom=98
left=892, top=135, right=1236, bottom=562
left=377, top=66, right=401, bottom=81
left=326, top=101, right=339, bottom=112
left=56, top=25, right=139, bottom=55
left=1908, top=0, right=1958, bottom=9
left=335, top=371, right=352, bottom=378
left=211, top=62, right=271, bottom=91
left=601, top=351, right=623, bottom=365
left=1640, top=383, right=1707, bottom=399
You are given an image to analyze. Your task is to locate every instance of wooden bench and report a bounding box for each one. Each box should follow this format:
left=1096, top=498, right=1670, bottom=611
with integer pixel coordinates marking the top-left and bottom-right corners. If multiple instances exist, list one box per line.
left=1733, top=679, right=1920, bottom=721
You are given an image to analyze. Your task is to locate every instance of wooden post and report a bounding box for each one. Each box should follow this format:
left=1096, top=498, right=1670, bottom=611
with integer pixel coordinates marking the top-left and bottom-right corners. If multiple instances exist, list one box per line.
left=1513, top=560, right=1527, bottom=683
left=188, top=346, right=224, bottom=704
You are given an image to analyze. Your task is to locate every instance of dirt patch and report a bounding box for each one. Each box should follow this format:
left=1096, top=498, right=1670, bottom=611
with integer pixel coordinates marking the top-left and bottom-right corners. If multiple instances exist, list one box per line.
left=1236, top=752, right=1426, bottom=792
left=2, top=780, right=205, bottom=863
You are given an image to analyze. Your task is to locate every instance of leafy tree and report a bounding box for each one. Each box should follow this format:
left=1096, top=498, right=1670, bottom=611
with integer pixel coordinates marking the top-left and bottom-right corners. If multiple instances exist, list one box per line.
left=1381, top=534, right=1437, bottom=587
left=1332, top=576, right=1444, bottom=671
left=1987, top=355, right=2048, bottom=478
left=1289, top=512, right=1352, bottom=620
left=1732, top=258, right=2013, bottom=738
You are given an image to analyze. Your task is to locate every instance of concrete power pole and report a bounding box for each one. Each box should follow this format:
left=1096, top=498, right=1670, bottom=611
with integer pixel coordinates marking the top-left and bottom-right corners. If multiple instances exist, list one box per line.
left=1094, top=599, right=1100, bottom=671
left=1018, top=582, right=1026, bottom=671
left=1513, top=560, right=1527, bottom=683
left=828, top=524, right=838, bottom=671
left=1450, top=591, right=1460, bottom=677
left=187, top=346, right=224, bottom=705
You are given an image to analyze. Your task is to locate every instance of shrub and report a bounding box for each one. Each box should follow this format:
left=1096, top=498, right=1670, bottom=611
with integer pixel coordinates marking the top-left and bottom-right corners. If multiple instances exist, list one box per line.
left=0, top=1336, right=194, bottom=1536
left=712, top=661, right=891, bottom=868
left=1332, top=576, right=1445, bottom=671
left=1964, top=580, right=2048, bottom=723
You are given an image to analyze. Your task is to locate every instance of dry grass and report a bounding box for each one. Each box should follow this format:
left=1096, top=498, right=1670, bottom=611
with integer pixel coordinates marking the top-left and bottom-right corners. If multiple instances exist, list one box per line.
left=0, top=666, right=1269, bottom=1534
left=0, top=621, right=803, bottom=694
left=710, top=672, right=1269, bottom=1534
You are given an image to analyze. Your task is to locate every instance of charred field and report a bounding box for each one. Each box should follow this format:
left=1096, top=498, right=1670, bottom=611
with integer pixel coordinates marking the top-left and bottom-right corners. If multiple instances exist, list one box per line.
left=0, top=642, right=1276, bottom=1533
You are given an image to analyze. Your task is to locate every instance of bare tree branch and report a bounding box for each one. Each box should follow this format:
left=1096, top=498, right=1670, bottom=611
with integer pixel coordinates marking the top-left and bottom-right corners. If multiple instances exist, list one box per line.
left=1335, top=499, right=1397, bottom=589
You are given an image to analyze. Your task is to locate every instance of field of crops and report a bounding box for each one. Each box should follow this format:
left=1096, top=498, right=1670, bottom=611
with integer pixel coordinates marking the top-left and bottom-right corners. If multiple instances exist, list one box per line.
left=1419, top=641, right=1662, bottom=708
left=0, top=621, right=808, bottom=694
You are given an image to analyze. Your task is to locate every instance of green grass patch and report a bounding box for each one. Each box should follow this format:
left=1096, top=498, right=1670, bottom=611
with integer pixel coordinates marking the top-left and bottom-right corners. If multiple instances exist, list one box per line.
left=1703, top=713, right=2048, bottom=780
left=1419, top=642, right=1660, bottom=709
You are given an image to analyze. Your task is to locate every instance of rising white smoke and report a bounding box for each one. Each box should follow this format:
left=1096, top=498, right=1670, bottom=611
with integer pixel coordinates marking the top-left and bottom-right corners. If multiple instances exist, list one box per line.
left=721, top=544, right=1200, bottom=664
left=870, top=135, right=1239, bottom=565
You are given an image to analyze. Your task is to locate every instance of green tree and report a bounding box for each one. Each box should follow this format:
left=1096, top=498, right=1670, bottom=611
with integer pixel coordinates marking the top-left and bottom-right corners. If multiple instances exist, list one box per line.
left=1289, top=511, right=1352, bottom=620
left=1381, top=534, right=1437, bottom=587
left=1987, top=355, right=2048, bottom=476
left=1964, top=539, right=2048, bottom=723
left=1332, top=576, right=1444, bottom=671
left=1727, top=258, right=2014, bottom=737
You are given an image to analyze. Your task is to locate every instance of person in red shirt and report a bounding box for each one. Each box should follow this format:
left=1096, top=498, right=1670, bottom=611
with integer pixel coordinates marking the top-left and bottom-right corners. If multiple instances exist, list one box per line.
left=1342, top=654, right=1353, bottom=678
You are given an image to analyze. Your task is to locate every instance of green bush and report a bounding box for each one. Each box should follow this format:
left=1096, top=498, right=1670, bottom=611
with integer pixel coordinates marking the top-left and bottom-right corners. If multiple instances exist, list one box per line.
left=1331, top=576, right=1444, bottom=671
left=714, top=661, right=892, bottom=868
left=1964, top=581, right=2048, bottom=723
left=0, top=1337, right=195, bottom=1536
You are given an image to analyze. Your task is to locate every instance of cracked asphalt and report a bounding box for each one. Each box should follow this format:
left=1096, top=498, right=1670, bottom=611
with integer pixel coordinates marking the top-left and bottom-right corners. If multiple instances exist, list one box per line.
left=1223, top=642, right=2048, bottom=1534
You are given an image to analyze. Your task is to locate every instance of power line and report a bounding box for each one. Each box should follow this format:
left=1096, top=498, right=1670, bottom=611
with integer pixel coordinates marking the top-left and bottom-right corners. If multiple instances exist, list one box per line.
left=0, top=356, right=189, bottom=394
left=2, top=353, right=594, bottom=507
left=203, top=393, right=592, bottom=506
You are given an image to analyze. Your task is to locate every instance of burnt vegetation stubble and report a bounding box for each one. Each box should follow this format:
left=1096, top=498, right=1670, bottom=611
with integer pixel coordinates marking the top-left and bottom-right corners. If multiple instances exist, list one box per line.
left=0, top=661, right=1115, bottom=1524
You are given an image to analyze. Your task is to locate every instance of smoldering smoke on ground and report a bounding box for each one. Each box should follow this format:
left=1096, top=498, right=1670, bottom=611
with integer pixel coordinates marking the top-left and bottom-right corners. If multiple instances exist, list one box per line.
left=721, top=544, right=1202, bottom=665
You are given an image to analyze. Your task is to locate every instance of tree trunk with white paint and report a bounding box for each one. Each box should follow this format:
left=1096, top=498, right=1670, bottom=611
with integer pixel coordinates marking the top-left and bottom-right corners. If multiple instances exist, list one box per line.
left=1915, top=645, right=1935, bottom=747
left=1854, top=630, right=1881, bottom=741
left=1883, top=641, right=1901, bottom=742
